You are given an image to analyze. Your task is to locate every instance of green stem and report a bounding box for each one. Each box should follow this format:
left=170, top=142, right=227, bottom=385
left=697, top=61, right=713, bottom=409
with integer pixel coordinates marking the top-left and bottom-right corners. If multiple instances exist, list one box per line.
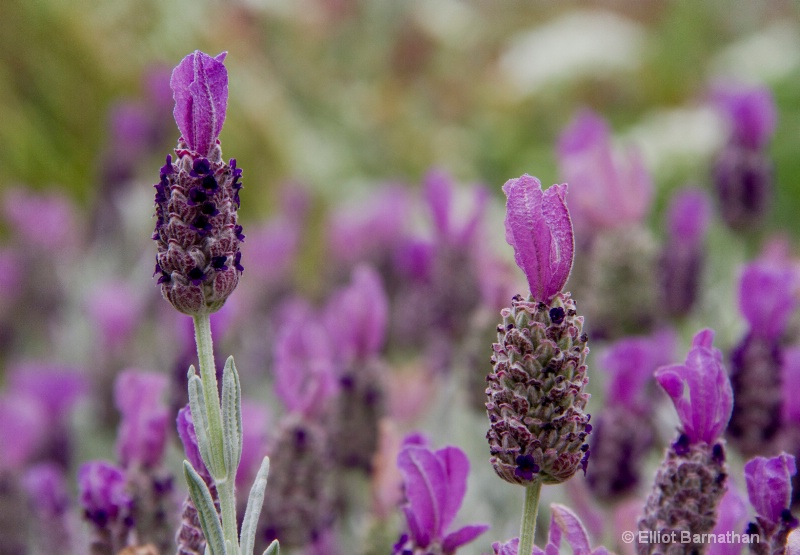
left=518, top=479, right=542, bottom=555
left=193, top=313, right=239, bottom=553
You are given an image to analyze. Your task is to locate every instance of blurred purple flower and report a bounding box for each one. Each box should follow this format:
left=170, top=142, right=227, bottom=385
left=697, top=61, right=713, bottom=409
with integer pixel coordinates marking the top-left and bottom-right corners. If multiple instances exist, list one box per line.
left=8, top=363, right=87, bottom=422
left=394, top=443, right=488, bottom=554
left=712, top=81, right=776, bottom=150
left=738, top=260, right=797, bottom=341
left=655, top=329, right=733, bottom=445
left=3, top=188, right=79, bottom=252
left=708, top=485, right=748, bottom=555
left=660, top=187, right=712, bottom=317
left=666, top=188, right=712, bottom=249
left=0, top=395, right=47, bottom=471
left=502, top=175, right=574, bottom=303
left=423, top=167, right=490, bottom=248
left=782, top=347, right=800, bottom=425
left=601, top=329, right=676, bottom=410
left=170, top=51, right=228, bottom=157
left=114, top=369, right=169, bottom=468
left=22, top=463, right=70, bottom=517
left=327, top=184, right=411, bottom=267
left=557, top=109, right=652, bottom=233
left=77, top=460, right=133, bottom=528
left=745, top=453, right=796, bottom=525
left=87, top=282, right=143, bottom=352
left=273, top=299, right=338, bottom=418
left=324, top=265, right=388, bottom=364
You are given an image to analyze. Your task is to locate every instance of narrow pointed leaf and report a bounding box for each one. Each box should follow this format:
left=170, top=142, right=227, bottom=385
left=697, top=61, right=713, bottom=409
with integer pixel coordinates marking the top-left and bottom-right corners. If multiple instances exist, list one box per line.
left=184, top=460, right=225, bottom=555
left=262, top=540, right=280, bottom=555
left=221, top=356, right=242, bottom=479
left=240, top=457, right=270, bottom=555
left=188, top=368, right=215, bottom=476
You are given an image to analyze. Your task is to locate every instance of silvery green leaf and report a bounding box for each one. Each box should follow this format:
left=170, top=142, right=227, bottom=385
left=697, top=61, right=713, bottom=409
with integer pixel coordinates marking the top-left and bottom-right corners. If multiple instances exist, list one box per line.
left=184, top=461, right=226, bottom=555
left=225, top=539, right=235, bottom=555
left=188, top=368, right=215, bottom=476
left=240, top=457, right=270, bottom=555
left=221, top=356, right=242, bottom=480
left=262, top=540, right=280, bottom=555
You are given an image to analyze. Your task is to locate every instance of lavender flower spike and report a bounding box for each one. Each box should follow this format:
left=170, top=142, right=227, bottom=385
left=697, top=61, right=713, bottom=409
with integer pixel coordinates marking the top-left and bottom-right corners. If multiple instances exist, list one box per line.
left=638, top=329, right=733, bottom=555
left=393, top=443, right=489, bottom=554
left=503, top=175, right=573, bottom=303
left=744, top=453, right=798, bottom=552
left=655, top=329, right=733, bottom=445
left=154, top=50, right=244, bottom=315
left=171, top=51, right=228, bottom=158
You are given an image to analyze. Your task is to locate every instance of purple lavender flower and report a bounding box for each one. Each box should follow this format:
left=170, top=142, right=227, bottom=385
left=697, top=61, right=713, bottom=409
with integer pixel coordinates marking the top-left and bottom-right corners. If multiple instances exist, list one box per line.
left=87, top=282, right=143, bottom=353
left=78, top=460, right=134, bottom=553
left=587, top=330, right=675, bottom=500
left=273, top=299, right=338, bottom=419
left=711, top=82, right=777, bottom=231
left=490, top=504, right=610, bottom=555
left=153, top=51, right=243, bottom=315
left=487, top=175, right=591, bottom=486
left=660, top=188, right=712, bottom=317
left=22, top=463, right=73, bottom=554
left=712, top=82, right=777, bottom=151
left=176, top=404, right=210, bottom=483
left=114, top=369, right=169, bottom=469
left=393, top=443, right=489, bottom=554
left=556, top=109, right=652, bottom=235
left=324, top=266, right=389, bottom=470
left=743, top=453, right=798, bottom=553
left=2, top=188, right=80, bottom=253
left=637, top=329, right=732, bottom=554
left=655, top=329, right=733, bottom=445
left=728, top=259, right=797, bottom=457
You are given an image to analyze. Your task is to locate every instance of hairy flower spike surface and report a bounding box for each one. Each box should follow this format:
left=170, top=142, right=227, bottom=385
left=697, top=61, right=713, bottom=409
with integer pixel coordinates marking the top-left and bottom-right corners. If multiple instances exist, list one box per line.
left=487, top=175, right=591, bottom=486
left=153, top=51, right=243, bottom=315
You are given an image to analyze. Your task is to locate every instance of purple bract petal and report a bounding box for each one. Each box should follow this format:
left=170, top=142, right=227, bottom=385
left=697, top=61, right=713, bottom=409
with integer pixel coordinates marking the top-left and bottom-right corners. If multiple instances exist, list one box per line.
left=442, top=524, right=490, bottom=552
left=502, top=175, right=574, bottom=303
left=655, top=329, right=733, bottom=444
left=738, top=260, right=797, bottom=341
left=23, top=463, right=70, bottom=517
left=548, top=504, right=591, bottom=553
left=744, top=453, right=797, bottom=525
left=423, top=167, right=453, bottom=238
left=170, top=50, right=228, bottom=156
left=397, top=445, right=446, bottom=546
left=435, top=446, right=470, bottom=533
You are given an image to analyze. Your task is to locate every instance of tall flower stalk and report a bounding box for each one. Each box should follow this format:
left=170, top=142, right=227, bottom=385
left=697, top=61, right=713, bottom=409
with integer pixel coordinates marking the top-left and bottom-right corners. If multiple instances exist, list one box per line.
left=152, top=50, right=278, bottom=555
left=486, top=175, right=591, bottom=555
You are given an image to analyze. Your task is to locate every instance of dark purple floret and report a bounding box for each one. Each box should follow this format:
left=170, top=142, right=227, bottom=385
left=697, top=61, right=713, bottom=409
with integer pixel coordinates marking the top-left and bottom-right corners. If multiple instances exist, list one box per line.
left=200, top=201, right=219, bottom=216
left=191, top=158, right=211, bottom=176
left=187, top=267, right=205, bottom=285
left=234, top=251, right=244, bottom=273
left=515, top=454, right=540, bottom=481
left=234, top=224, right=245, bottom=241
left=201, top=174, right=218, bottom=193
left=673, top=434, right=691, bottom=456
left=211, top=256, right=228, bottom=271
left=160, top=155, right=174, bottom=177
left=549, top=306, right=565, bottom=324
left=191, top=215, right=212, bottom=235
left=187, top=187, right=207, bottom=205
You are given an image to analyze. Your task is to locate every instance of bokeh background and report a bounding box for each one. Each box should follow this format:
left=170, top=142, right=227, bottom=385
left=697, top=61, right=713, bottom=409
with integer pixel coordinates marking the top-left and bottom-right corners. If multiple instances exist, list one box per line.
left=2, top=1, right=800, bottom=554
